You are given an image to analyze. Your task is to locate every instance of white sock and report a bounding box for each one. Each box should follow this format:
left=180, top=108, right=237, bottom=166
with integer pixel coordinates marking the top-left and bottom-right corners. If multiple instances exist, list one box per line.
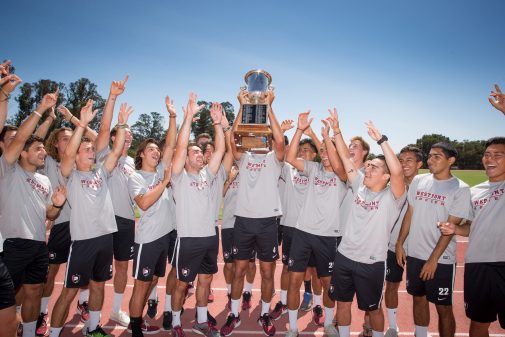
left=49, top=327, right=62, bottom=337
left=244, top=281, right=253, bottom=293
left=372, top=330, right=384, bottom=337
left=88, top=310, right=100, bottom=331
left=324, top=306, right=334, bottom=327
left=415, top=325, right=428, bottom=337
left=40, top=296, right=50, bottom=314
left=22, top=320, right=36, bottom=337
left=313, top=294, right=322, bottom=306
left=172, top=310, right=181, bottom=327
left=288, top=309, right=298, bottom=331
left=339, top=325, right=351, bottom=337
left=197, top=306, right=207, bottom=324
left=112, top=292, right=123, bottom=313
left=280, top=290, right=287, bottom=304
left=387, top=308, right=397, bottom=330
left=79, top=289, right=89, bottom=303
left=226, top=283, right=232, bottom=294
left=231, top=299, right=240, bottom=316
left=149, top=285, right=158, bottom=300
left=261, top=300, right=270, bottom=316
left=164, top=294, right=172, bottom=312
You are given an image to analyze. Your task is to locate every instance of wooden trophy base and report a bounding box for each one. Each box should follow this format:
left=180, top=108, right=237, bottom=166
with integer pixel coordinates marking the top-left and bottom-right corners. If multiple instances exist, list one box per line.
left=234, top=124, right=273, bottom=153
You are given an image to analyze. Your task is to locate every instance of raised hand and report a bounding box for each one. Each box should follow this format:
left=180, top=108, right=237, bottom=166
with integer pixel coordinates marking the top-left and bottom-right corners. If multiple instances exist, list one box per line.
left=118, top=102, right=134, bottom=125
left=265, top=90, right=275, bottom=106
left=0, top=74, right=22, bottom=95
left=51, top=185, right=67, bottom=207
left=80, top=99, right=98, bottom=126
left=321, top=118, right=331, bottom=138
left=297, top=110, right=313, bottom=131
left=0, top=60, right=11, bottom=77
left=221, top=108, right=230, bottom=128
left=165, top=95, right=176, bottom=117
left=48, top=107, right=57, bottom=120
left=40, top=89, right=60, bottom=111
left=162, top=164, right=172, bottom=185
left=281, top=119, right=294, bottom=133
left=110, top=75, right=128, bottom=96
left=237, top=90, right=248, bottom=105
left=489, top=84, right=505, bottom=115
left=210, top=102, right=223, bottom=125
left=365, top=120, right=382, bottom=142
left=327, top=107, right=340, bottom=130
left=185, top=92, right=204, bottom=119
left=57, top=105, right=73, bottom=121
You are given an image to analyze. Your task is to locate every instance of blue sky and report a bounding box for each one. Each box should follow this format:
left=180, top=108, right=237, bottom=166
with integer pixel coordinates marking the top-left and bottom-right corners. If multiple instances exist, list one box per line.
left=3, top=0, right=504, bottom=153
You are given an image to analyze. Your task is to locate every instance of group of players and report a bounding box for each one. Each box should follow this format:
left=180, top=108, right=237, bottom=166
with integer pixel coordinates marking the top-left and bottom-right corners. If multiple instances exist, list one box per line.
left=0, top=60, right=504, bottom=337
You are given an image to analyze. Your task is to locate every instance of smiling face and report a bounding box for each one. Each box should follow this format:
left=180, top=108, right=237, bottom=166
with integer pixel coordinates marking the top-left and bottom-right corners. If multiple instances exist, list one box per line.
left=21, top=141, right=47, bottom=169
left=349, top=138, right=368, bottom=167
left=140, top=143, right=161, bottom=170
left=298, top=142, right=317, bottom=161
left=482, top=143, right=505, bottom=182
left=76, top=141, right=96, bottom=171
left=186, top=145, right=204, bottom=172
left=399, top=151, right=422, bottom=181
left=54, top=129, right=73, bottom=157
left=363, top=158, right=390, bottom=190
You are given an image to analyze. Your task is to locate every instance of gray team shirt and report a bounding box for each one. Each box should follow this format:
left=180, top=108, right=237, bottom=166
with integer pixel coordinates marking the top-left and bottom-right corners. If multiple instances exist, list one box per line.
left=171, top=166, right=217, bottom=238
left=338, top=171, right=406, bottom=264
left=128, top=163, right=175, bottom=244
left=297, top=161, right=346, bottom=236
left=388, top=200, right=408, bottom=253
left=281, top=163, right=309, bottom=228
left=235, top=151, right=283, bottom=218
left=338, top=166, right=366, bottom=238
left=465, top=180, right=505, bottom=263
left=211, top=164, right=227, bottom=223
left=0, top=156, right=53, bottom=241
left=221, top=177, right=240, bottom=229
left=40, top=155, right=71, bottom=225
left=97, top=148, right=136, bottom=220
left=407, top=173, right=471, bottom=264
left=66, top=164, right=117, bottom=241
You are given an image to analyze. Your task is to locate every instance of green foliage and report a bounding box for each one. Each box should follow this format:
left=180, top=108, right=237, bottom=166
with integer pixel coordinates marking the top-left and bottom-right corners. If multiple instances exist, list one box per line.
left=130, top=111, right=165, bottom=151
left=190, top=101, right=235, bottom=139
left=65, top=78, right=105, bottom=131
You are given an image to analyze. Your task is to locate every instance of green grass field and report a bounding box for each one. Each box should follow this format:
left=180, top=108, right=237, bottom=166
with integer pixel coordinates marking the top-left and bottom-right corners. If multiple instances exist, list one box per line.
left=419, top=169, right=487, bottom=187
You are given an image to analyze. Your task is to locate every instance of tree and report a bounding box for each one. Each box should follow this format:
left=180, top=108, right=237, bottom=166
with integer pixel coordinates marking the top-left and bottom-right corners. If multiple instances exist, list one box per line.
left=191, top=101, right=235, bottom=139
left=454, top=140, right=486, bottom=169
left=65, top=78, right=105, bottom=131
left=415, top=134, right=452, bottom=166
left=130, top=111, right=165, bottom=151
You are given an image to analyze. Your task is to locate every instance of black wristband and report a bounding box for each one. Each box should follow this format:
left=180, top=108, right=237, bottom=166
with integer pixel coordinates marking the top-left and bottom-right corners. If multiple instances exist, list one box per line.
left=377, top=135, right=388, bottom=145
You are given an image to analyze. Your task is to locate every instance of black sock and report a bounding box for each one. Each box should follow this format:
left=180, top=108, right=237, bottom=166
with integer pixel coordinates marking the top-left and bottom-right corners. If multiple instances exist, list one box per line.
left=304, top=280, right=312, bottom=294
left=130, top=316, right=143, bottom=336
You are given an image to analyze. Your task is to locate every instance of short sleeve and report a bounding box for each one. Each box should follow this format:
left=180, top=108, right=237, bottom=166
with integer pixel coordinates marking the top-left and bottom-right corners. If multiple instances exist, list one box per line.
left=128, top=172, right=147, bottom=200
left=449, top=184, right=472, bottom=220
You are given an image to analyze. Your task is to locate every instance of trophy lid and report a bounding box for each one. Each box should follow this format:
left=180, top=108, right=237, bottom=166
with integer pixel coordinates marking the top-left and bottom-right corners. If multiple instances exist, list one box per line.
left=244, top=69, right=272, bottom=85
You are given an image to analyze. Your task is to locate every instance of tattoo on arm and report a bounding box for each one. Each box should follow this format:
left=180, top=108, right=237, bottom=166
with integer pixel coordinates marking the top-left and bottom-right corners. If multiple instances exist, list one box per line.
left=347, top=168, right=354, bottom=173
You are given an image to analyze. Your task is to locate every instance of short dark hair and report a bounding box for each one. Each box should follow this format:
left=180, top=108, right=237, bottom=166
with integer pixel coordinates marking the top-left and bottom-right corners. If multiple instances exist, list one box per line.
left=485, top=137, right=505, bottom=148
left=196, top=133, right=211, bottom=142
left=375, top=154, right=390, bottom=174
left=0, top=125, right=17, bottom=142
left=284, top=135, right=289, bottom=146
left=400, top=145, right=424, bottom=162
left=23, top=135, right=45, bottom=152
left=299, top=138, right=317, bottom=153
left=431, top=142, right=458, bottom=159
left=134, top=138, right=159, bottom=170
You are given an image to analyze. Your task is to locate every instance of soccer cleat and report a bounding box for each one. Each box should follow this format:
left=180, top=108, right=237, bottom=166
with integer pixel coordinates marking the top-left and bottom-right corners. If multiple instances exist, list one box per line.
left=36, top=312, right=48, bottom=336
left=126, top=320, right=160, bottom=334
left=172, top=325, right=186, bottom=337
left=324, top=324, right=340, bottom=337
left=162, top=311, right=173, bottom=330
left=299, top=292, right=313, bottom=311
left=312, top=305, right=324, bottom=326
left=220, top=313, right=241, bottom=336
left=257, top=313, right=276, bottom=336
left=109, top=310, right=129, bottom=327
left=241, top=291, right=252, bottom=310
left=270, top=301, right=287, bottom=320
left=384, top=328, right=399, bottom=337
left=146, top=299, right=158, bottom=319
left=194, top=310, right=217, bottom=327
left=192, top=321, right=220, bottom=337
left=85, top=325, right=112, bottom=337
left=358, top=325, right=373, bottom=337
left=76, top=301, right=90, bottom=322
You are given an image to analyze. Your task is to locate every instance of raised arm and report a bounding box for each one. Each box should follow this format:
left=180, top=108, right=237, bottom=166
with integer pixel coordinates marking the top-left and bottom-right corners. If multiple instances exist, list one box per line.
left=207, top=102, right=225, bottom=175
left=0, top=62, right=22, bottom=132
left=60, top=100, right=97, bottom=178
left=304, top=125, right=322, bottom=155
left=57, top=105, right=97, bottom=141
left=286, top=111, right=312, bottom=172
left=104, top=103, right=133, bottom=173
left=95, top=75, right=128, bottom=153
left=3, top=90, right=58, bottom=165
left=223, top=165, right=239, bottom=196
left=489, top=84, right=505, bottom=116
left=134, top=166, right=171, bottom=211
left=280, top=119, right=294, bottom=134
left=366, top=120, right=405, bottom=199
left=161, top=95, right=178, bottom=168
left=329, top=108, right=358, bottom=183
left=322, top=119, right=346, bottom=181
left=221, top=106, right=234, bottom=174
left=172, top=92, right=203, bottom=175
left=230, top=90, right=247, bottom=162
left=46, top=185, right=66, bottom=220
left=266, top=91, right=285, bottom=161
left=34, top=107, right=56, bottom=140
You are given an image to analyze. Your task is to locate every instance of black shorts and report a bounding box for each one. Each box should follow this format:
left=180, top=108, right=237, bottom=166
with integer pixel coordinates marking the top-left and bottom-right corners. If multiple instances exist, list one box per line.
left=406, top=256, right=455, bottom=305
left=47, top=222, right=71, bottom=264
left=167, top=229, right=177, bottom=264
left=464, top=262, right=505, bottom=328
left=329, top=251, right=386, bottom=311
left=113, top=216, right=135, bottom=261
left=64, top=234, right=113, bottom=288
left=222, top=228, right=255, bottom=264
left=281, top=226, right=295, bottom=266
left=133, top=234, right=169, bottom=281
left=277, top=220, right=283, bottom=246
left=173, top=235, right=219, bottom=283
left=386, top=250, right=404, bottom=283
left=2, top=238, right=48, bottom=288
left=233, top=216, right=279, bottom=262
left=288, top=229, right=336, bottom=278
left=0, top=256, right=15, bottom=310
